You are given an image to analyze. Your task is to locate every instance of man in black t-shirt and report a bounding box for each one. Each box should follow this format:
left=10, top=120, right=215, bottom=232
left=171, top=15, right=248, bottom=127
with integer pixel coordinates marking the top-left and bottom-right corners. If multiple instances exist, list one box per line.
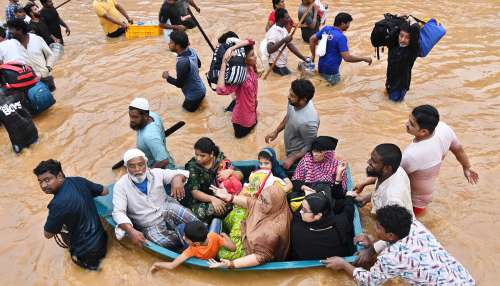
left=40, top=0, right=70, bottom=45
left=159, top=0, right=200, bottom=32
left=34, top=159, right=109, bottom=271
left=24, top=2, right=59, bottom=45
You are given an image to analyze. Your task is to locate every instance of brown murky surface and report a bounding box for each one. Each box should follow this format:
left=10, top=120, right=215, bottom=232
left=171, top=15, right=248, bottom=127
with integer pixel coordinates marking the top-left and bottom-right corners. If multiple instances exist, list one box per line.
left=1, top=0, right=499, bottom=285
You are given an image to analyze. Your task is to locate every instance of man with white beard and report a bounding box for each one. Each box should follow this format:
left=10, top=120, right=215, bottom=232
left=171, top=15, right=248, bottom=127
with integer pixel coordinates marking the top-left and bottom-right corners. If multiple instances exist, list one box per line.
left=112, top=148, right=200, bottom=250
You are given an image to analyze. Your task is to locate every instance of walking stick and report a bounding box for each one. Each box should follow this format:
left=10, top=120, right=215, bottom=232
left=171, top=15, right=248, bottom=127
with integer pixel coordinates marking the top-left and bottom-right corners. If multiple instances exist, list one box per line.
left=263, top=5, right=313, bottom=80
left=55, top=0, right=72, bottom=9
left=187, top=7, right=215, bottom=52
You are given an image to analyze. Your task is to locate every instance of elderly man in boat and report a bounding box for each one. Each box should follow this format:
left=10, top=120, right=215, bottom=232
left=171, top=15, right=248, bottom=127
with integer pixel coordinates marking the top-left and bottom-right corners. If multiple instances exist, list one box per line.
left=112, top=148, right=200, bottom=250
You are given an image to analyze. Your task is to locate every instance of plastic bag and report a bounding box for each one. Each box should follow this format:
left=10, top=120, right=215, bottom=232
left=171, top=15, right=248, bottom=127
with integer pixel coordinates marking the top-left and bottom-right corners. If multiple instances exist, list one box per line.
left=316, top=33, right=328, bottom=57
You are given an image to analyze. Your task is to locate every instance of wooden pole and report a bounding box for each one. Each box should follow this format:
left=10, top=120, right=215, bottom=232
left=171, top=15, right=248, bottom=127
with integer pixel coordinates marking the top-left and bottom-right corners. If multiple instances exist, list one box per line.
left=55, top=0, right=72, bottom=9
left=263, top=5, right=313, bottom=80
left=187, top=7, right=215, bottom=52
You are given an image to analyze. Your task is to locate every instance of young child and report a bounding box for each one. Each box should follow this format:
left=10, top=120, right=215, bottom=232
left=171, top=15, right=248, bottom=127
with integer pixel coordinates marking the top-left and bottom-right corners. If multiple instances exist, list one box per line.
left=216, top=159, right=242, bottom=195
left=257, top=147, right=292, bottom=190
left=6, top=0, right=23, bottom=23
left=150, top=221, right=236, bottom=272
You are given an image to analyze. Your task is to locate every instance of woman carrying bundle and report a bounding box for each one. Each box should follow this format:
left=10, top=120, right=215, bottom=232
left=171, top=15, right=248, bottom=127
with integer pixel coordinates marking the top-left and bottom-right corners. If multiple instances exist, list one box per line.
left=216, top=38, right=258, bottom=138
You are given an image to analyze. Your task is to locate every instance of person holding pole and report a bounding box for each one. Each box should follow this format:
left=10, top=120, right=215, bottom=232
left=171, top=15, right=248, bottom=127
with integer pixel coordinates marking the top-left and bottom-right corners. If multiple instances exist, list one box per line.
left=266, top=8, right=309, bottom=76
left=159, top=0, right=200, bottom=32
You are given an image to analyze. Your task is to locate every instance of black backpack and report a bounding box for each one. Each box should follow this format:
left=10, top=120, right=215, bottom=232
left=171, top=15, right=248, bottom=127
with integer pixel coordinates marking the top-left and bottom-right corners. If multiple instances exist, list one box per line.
left=370, top=14, right=406, bottom=59
left=0, top=88, right=38, bottom=153
left=206, top=42, right=247, bottom=91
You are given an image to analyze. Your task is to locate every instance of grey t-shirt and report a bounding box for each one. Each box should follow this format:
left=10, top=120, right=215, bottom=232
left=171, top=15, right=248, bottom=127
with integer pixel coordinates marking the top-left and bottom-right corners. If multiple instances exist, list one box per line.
left=284, top=101, right=320, bottom=155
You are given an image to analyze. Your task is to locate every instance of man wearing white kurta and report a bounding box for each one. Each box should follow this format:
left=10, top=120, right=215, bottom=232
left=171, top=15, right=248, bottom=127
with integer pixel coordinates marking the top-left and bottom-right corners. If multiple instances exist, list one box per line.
left=112, top=148, right=199, bottom=251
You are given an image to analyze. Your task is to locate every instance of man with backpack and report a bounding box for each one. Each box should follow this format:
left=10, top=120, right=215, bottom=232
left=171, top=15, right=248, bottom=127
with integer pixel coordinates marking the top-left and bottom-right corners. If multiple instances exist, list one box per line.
left=162, top=30, right=206, bottom=112
left=7, top=19, right=56, bottom=91
left=266, top=8, right=309, bottom=76
left=309, top=12, right=372, bottom=86
left=385, top=16, right=420, bottom=101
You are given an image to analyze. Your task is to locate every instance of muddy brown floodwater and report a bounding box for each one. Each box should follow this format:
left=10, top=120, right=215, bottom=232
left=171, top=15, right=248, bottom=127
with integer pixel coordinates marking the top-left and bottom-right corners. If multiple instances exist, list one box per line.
left=1, top=0, right=499, bottom=285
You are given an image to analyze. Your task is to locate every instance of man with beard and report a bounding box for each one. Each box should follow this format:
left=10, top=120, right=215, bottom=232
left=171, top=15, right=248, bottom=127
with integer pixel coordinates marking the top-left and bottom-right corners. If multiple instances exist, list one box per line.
left=129, top=98, right=175, bottom=169
left=6, top=19, right=56, bottom=91
left=265, top=79, right=319, bottom=169
left=24, top=2, right=59, bottom=45
left=34, top=159, right=109, bottom=270
left=351, top=143, right=413, bottom=265
left=112, top=148, right=200, bottom=250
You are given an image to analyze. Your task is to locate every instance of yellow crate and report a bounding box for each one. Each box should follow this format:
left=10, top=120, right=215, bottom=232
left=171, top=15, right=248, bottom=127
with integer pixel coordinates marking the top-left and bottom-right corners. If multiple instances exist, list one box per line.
left=125, top=24, right=162, bottom=40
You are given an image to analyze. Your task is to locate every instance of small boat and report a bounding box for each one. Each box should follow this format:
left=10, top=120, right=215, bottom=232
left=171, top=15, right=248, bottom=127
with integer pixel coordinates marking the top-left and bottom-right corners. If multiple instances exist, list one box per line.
left=94, top=160, right=363, bottom=271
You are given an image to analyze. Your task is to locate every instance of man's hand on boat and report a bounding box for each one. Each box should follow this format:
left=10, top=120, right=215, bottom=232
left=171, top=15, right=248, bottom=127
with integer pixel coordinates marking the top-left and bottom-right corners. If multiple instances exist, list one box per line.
left=321, top=256, right=349, bottom=270
left=120, top=224, right=146, bottom=247
left=353, top=234, right=376, bottom=267
left=170, top=174, right=186, bottom=201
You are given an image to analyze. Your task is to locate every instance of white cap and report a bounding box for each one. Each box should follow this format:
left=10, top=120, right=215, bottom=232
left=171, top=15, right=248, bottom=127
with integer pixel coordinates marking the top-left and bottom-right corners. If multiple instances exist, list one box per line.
left=129, top=98, right=149, bottom=111
left=123, top=148, right=147, bottom=166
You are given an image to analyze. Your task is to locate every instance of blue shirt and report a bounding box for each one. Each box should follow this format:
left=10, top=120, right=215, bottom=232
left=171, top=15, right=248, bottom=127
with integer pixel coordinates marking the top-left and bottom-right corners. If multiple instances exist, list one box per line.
left=136, top=111, right=175, bottom=168
left=44, top=177, right=107, bottom=257
left=133, top=178, right=149, bottom=195
left=316, top=26, right=349, bottom=75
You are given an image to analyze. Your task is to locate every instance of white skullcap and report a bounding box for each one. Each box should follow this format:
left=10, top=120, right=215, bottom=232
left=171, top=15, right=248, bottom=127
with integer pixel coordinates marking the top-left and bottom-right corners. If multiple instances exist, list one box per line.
left=123, top=148, right=148, bottom=166
left=129, top=98, right=149, bottom=111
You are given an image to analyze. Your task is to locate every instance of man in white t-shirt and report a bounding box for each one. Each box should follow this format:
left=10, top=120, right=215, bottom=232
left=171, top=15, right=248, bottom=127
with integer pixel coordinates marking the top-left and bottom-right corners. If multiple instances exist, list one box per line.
left=7, top=19, right=55, bottom=90
left=401, top=104, right=479, bottom=215
left=351, top=143, right=413, bottom=266
left=0, top=26, right=28, bottom=64
left=266, top=8, right=308, bottom=76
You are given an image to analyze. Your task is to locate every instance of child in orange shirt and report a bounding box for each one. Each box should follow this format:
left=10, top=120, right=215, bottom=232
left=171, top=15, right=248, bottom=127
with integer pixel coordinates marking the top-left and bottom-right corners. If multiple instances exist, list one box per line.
left=150, top=221, right=236, bottom=272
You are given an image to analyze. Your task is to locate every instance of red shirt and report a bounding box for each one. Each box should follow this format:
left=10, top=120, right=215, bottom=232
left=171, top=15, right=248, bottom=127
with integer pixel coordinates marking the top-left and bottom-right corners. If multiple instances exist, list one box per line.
left=216, top=67, right=258, bottom=127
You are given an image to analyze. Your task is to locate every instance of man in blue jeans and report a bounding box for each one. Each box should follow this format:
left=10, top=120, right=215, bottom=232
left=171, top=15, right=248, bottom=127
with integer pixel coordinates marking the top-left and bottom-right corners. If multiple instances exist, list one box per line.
left=309, top=12, right=372, bottom=86
left=162, top=30, right=206, bottom=112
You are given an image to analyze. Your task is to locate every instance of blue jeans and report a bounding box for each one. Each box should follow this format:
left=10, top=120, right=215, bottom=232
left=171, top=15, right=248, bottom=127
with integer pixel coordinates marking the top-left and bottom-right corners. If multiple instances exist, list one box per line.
left=389, top=89, right=408, bottom=102
left=320, top=73, right=341, bottom=86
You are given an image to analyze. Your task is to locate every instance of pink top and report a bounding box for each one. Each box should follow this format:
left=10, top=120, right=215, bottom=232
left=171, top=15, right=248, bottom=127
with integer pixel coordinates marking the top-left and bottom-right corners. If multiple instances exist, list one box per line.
left=216, top=67, right=258, bottom=127
left=401, top=122, right=460, bottom=208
